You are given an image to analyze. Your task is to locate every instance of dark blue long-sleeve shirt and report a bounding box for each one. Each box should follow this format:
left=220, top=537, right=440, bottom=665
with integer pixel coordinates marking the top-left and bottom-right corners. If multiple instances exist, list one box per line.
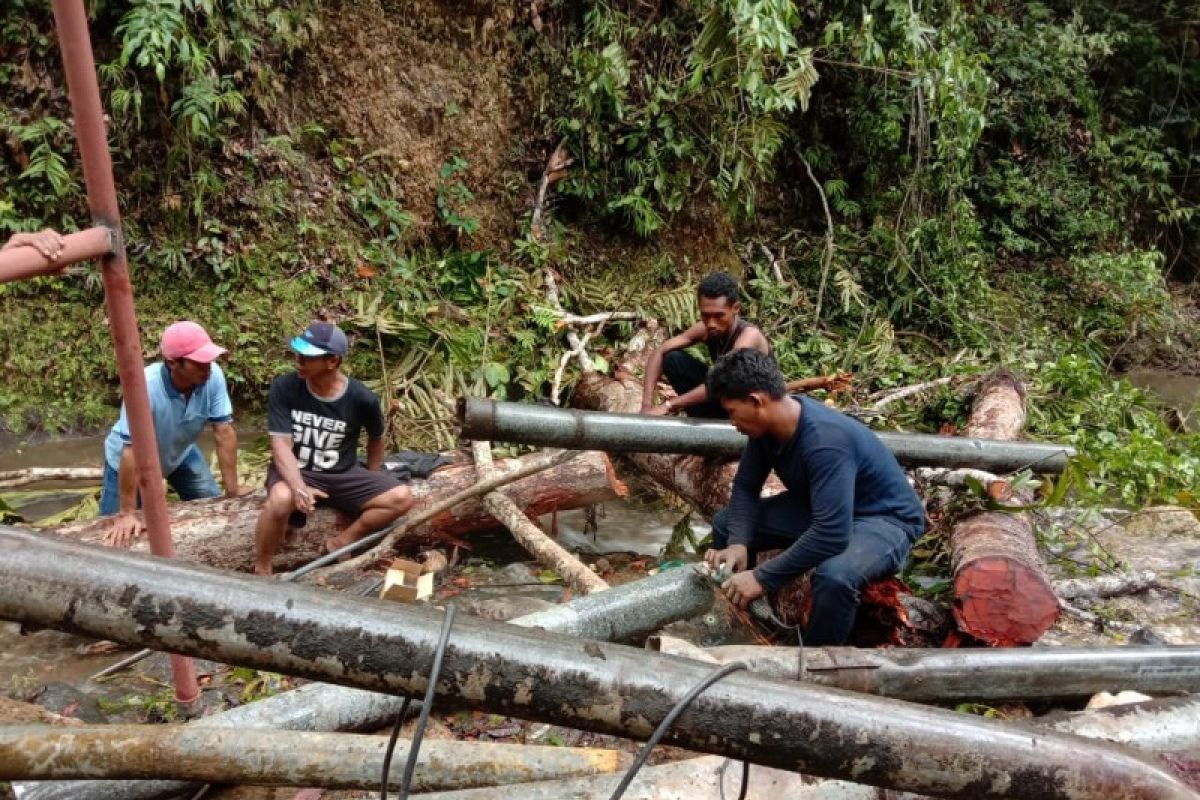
left=724, top=396, right=926, bottom=590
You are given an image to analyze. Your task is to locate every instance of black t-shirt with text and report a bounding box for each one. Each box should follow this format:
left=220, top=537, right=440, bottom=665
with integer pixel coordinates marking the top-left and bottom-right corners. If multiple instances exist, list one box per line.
left=267, top=373, right=385, bottom=473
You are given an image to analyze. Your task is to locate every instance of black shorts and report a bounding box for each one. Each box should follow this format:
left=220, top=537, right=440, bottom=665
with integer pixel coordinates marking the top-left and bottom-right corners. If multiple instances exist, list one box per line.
left=267, top=463, right=403, bottom=522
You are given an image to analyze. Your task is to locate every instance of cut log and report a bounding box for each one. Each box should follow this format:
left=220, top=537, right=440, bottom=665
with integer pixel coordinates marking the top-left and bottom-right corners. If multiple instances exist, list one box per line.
left=0, top=468, right=104, bottom=489
left=472, top=441, right=609, bottom=595
left=42, top=450, right=624, bottom=574
left=950, top=371, right=1060, bottom=646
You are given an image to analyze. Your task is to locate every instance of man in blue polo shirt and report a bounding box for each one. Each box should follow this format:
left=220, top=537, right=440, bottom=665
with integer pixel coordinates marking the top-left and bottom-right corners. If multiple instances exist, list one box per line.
left=101, top=321, right=248, bottom=546
left=703, top=349, right=926, bottom=646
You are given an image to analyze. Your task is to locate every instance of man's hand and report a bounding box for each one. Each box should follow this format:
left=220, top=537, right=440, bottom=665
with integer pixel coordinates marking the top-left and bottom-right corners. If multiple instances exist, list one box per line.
left=224, top=486, right=256, bottom=499
left=645, top=402, right=674, bottom=417
left=3, top=229, right=64, bottom=260
left=104, top=512, right=145, bottom=548
left=290, top=485, right=328, bottom=514
left=722, top=570, right=765, bottom=610
left=704, top=544, right=748, bottom=574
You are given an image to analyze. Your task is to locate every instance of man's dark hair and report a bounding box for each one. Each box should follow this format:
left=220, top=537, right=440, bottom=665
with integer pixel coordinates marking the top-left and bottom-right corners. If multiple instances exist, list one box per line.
left=707, top=349, right=786, bottom=401
left=697, top=271, right=739, bottom=304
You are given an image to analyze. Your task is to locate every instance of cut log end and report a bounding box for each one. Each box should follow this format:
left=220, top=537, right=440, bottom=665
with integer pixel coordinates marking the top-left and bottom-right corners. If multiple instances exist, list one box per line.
left=952, top=556, right=1061, bottom=646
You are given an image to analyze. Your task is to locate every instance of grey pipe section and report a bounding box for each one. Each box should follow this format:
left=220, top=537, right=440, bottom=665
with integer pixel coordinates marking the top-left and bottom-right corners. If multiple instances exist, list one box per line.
left=0, top=725, right=623, bottom=789
left=0, top=528, right=1189, bottom=800
left=647, top=638, right=1200, bottom=702
left=20, top=556, right=712, bottom=800
left=457, top=397, right=1075, bottom=473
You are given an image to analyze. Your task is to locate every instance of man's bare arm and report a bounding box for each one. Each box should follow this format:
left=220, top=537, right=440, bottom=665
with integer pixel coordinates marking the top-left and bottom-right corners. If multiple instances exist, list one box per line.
left=211, top=422, right=245, bottom=496
left=365, top=436, right=385, bottom=471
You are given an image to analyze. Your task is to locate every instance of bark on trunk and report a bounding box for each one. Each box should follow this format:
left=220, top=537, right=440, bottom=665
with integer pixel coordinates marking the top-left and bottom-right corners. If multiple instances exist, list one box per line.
left=950, top=371, right=1060, bottom=646
left=0, top=725, right=623, bottom=790
left=472, top=442, right=609, bottom=595
left=42, top=451, right=623, bottom=573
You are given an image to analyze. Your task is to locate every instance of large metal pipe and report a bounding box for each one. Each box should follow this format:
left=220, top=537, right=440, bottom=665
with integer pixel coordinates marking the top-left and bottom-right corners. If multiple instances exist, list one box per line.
left=0, top=725, right=623, bottom=790
left=51, top=0, right=197, bottom=702
left=0, top=226, right=111, bottom=283
left=22, top=560, right=713, bottom=800
left=457, top=398, right=1075, bottom=473
left=647, top=637, right=1200, bottom=703
left=0, top=528, right=1189, bottom=800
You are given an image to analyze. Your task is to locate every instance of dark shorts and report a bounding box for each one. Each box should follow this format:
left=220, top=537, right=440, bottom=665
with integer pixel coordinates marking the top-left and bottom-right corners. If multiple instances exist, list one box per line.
left=267, top=463, right=403, bottom=522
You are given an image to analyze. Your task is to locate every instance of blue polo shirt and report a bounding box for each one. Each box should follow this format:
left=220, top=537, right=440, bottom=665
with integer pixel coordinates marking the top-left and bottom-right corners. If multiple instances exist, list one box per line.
left=103, top=362, right=234, bottom=474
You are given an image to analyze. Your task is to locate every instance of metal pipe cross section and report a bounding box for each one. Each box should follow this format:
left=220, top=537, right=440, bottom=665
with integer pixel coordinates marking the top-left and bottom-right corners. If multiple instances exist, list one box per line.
left=0, top=527, right=1189, bottom=800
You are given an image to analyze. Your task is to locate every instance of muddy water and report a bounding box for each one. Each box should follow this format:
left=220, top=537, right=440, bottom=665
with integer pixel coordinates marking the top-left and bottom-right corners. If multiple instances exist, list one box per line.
left=1124, top=368, right=1200, bottom=431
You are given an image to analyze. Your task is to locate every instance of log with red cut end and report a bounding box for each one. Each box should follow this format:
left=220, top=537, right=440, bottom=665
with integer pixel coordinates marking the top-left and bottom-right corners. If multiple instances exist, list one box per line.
left=44, top=450, right=625, bottom=574
left=949, top=371, right=1061, bottom=645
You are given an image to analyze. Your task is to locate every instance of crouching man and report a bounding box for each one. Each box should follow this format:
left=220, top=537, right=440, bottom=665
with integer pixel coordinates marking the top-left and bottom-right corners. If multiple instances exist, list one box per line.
left=703, top=349, right=926, bottom=645
left=254, top=321, right=413, bottom=576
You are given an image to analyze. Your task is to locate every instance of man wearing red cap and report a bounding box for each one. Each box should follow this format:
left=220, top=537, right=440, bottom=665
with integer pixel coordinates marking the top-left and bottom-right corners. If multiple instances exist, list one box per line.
left=253, top=321, right=413, bottom=576
left=101, top=321, right=248, bottom=546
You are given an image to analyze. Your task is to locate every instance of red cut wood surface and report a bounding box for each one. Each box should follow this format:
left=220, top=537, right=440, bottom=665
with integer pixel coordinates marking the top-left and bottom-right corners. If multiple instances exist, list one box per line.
left=43, top=450, right=624, bottom=574
left=949, top=371, right=1060, bottom=645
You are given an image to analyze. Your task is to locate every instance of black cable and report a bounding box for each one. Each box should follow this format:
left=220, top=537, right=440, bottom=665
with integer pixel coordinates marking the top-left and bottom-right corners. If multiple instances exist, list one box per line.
left=718, top=757, right=750, bottom=800
left=380, top=604, right=457, bottom=800
left=608, top=661, right=748, bottom=800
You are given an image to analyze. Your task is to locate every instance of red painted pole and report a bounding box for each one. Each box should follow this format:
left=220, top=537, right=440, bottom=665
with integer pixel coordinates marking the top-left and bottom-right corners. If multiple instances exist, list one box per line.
left=0, top=227, right=111, bottom=284
left=50, top=0, right=198, bottom=703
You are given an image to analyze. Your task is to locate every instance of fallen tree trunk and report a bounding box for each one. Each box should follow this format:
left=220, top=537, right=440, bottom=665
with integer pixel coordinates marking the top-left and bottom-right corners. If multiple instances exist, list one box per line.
left=950, top=372, right=1061, bottom=645
left=21, top=562, right=713, bottom=800
left=0, top=725, right=623, bottom=790
left=1, top=528, right=1190, bottom=800
left=1053, top=571, right=1160, bottom=602
left=647, top=637, right=1200, bottom=705
left=472, top=441, right=608, bottom=595
left=43, top=450, right=623, bottom=573
left=458, top=397, right=1076, bottom=473
left=0, top=467, right=104, bottom=489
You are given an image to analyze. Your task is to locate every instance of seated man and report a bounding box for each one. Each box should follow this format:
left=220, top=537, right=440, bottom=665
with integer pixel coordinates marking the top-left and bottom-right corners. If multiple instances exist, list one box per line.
left=703, top=349, right=926, bottom=646
left=101, top=321, right=247, bottom=546
left=254, top=321, right=414, bottom=576
left=640, top=271, right=771, bottom=418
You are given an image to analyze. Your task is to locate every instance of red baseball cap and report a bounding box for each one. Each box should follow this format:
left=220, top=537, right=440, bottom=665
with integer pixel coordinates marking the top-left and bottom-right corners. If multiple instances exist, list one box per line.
left=161, top=321, right=226, bottom=363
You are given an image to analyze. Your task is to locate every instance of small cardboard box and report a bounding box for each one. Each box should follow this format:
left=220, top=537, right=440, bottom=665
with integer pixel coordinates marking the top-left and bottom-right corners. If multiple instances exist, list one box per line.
left=380, top=559, right=434, bottom=604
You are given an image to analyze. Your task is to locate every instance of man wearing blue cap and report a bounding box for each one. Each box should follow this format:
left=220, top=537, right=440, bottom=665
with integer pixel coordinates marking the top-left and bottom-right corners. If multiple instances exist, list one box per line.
left=253, top=321, right=414, bottom=575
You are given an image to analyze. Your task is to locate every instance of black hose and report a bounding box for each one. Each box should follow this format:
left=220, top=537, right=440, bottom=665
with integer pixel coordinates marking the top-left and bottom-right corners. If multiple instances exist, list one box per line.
left=380, top=603, right=457, bottom=800
left=607, top=661, right=748, bottom=800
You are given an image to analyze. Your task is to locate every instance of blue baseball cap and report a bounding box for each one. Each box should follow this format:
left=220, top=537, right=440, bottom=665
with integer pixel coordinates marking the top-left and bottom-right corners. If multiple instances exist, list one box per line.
left=290, top=321, right=348, bottom=357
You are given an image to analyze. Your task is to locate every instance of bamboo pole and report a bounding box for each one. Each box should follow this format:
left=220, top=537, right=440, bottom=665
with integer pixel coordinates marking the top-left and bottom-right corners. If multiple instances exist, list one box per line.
left=471, top=441, right=608, bottom=594
left=0, top=526, right=1189, bottom=800
left=0, top=725, right=624, bottom=790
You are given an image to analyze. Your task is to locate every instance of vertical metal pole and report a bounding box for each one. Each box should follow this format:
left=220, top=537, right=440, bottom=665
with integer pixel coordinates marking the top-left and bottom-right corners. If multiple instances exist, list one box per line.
left=50, top=0, right=198, bottom=703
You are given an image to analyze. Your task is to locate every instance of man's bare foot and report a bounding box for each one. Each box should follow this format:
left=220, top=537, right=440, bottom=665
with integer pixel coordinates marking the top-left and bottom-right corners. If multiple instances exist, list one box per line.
left=324, top=535, right=356, bottom=561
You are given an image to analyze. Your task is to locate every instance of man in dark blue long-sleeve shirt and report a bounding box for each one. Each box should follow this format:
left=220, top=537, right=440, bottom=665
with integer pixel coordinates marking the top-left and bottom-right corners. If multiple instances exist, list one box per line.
left=703, top=349, right=926, bottom=645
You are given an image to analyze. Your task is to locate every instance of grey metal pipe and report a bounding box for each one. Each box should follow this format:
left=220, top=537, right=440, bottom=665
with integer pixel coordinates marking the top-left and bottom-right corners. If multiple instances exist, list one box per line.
left=647, top=638, right=1200, bottom=702
left=457, top=397, right=1075, bottom=473
left=0, top=725, right=623, bottom=789
left=0, top=527, right=1189, bottom=800
left=21, top=560, right=712, bottom=800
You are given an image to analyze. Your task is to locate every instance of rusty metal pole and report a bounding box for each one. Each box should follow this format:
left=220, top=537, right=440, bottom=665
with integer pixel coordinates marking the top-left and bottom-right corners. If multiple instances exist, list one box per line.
left=50, top=0, right=198, bottom=703
left=0, top=527, right=1191, bottom=800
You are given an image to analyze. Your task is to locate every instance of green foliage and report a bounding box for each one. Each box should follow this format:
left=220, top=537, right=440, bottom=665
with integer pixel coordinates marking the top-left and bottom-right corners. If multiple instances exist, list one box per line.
left=436, top=155, right=480, bottom=237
